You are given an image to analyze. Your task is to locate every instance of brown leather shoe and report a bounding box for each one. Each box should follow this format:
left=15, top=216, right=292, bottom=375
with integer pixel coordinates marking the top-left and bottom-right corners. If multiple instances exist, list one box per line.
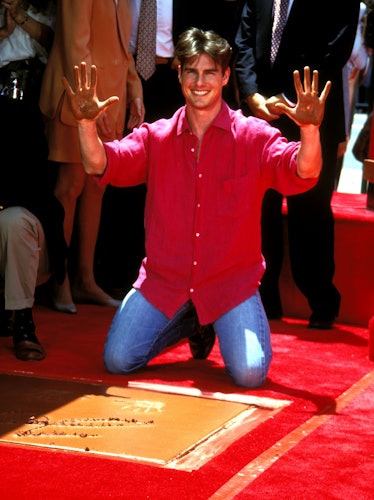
left=14, top=339, right=46, bottom=361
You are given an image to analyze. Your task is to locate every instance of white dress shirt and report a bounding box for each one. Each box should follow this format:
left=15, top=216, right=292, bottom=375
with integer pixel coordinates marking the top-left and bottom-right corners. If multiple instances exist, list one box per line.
left=130, top=0, right=174, bottom=57
left=0, top=4, right=55, bottom=68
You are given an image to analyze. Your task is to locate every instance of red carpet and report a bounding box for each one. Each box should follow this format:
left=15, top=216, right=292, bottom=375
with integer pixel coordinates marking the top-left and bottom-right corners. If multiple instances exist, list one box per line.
left=0, top=303, right=373, bottom=499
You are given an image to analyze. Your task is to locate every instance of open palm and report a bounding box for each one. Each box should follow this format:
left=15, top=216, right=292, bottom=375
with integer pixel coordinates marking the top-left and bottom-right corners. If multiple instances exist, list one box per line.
left=274, top=66, right=331, bottom=127
left=62, top=62, right=119, bottom=121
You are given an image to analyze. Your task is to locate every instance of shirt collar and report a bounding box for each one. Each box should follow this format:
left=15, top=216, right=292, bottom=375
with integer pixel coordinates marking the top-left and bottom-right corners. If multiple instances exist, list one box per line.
left=176, top=101, right=232, bottom=136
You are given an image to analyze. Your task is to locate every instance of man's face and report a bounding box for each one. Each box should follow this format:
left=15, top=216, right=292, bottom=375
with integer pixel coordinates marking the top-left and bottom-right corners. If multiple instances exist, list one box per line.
left=178, top=53, right=230, bottom=111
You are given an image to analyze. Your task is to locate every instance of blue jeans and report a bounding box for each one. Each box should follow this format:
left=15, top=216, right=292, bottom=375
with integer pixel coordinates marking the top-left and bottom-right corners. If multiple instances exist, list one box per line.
left=104, top=289, right=272, bottom=388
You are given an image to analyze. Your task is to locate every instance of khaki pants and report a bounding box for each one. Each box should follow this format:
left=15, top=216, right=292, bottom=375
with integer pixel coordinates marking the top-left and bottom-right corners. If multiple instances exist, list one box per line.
left=0, top=207, right=50, bottom=310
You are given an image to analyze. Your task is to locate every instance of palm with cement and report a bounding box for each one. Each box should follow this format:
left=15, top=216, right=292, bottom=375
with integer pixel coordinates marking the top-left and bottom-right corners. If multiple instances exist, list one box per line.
left=62, top=62, right=119, bottom=121
left=269, top=66, right=331, bottom=128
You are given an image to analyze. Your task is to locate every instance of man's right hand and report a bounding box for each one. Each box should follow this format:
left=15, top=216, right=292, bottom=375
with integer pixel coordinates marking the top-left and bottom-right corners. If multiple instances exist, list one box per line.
left=62, top=62, right=119, bottom=122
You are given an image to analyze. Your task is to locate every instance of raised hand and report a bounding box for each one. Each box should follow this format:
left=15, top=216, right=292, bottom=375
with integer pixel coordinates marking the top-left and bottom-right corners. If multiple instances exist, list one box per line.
left=267, top=66, right=331, bottom=128
left=0, top=8, right=16, bottom=37
left=62, top=62, right=119, bottom=121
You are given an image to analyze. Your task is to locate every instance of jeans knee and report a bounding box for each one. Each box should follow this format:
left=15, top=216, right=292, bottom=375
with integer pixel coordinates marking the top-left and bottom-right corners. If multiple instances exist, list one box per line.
left=103, top=345, right=142, bottom=374
left=228, top=365, right=268, bottom=388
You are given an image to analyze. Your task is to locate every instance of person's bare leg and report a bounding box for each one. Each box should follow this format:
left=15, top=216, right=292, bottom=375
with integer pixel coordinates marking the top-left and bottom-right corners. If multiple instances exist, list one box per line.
left=72, top=174, right=120, bottom=306
left=52, top=162, right=85, bottom=313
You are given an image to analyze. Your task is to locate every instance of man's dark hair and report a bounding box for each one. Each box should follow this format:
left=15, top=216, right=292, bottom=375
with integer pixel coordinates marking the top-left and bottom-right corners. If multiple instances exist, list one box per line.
left=175, top=27, right=232, bottom=73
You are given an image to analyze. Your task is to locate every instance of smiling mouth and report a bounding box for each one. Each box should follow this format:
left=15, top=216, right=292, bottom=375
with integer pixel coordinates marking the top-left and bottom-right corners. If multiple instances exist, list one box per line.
left=192, top=90, right=209, bottom=96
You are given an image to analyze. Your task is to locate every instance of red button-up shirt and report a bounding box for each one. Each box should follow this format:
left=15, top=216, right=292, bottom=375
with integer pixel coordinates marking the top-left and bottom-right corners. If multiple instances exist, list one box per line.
left=100, top=102, right=317, bottom=324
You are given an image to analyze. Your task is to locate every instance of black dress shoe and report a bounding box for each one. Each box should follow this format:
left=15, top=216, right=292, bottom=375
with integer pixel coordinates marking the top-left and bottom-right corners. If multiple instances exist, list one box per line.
left=188, top=324, right=216, bottom=359
left=308, top=313, right=335, bottom=330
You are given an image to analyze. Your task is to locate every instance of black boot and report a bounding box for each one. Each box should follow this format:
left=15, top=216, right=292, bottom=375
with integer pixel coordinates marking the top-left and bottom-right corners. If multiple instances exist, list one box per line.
left=13, top=308, right=46, bottom=361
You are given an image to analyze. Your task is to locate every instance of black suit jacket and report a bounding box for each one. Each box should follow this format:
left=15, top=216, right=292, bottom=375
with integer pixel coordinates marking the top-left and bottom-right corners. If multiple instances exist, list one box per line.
left=173, top=0, right=243, bottom=46
left=235, top=0, right=360, bottom=142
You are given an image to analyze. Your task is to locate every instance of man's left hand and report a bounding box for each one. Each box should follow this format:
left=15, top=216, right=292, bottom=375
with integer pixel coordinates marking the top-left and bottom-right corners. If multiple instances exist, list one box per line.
left=267, top=66, right=331, bottom=128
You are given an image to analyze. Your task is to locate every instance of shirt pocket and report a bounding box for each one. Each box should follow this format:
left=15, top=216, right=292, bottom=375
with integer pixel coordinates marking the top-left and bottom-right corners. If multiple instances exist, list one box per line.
left=215, top=174, right=250, bottom=218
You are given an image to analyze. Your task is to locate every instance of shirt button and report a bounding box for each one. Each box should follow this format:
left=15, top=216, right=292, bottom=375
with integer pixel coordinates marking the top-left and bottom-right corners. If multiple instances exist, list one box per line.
left=190, top=288, right=194, bottom=293
left=198, top=173, right=202, bottom=178
left=193, top=261, right=197, bottom=266
left=195, top=232, right=200, bottom=237
left=191, top=147, right=195, bottom=153
left=197, top=203, right=201, bottom=208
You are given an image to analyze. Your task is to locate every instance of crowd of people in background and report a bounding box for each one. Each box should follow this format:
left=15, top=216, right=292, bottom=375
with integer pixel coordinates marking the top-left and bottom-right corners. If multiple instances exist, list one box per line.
left=0, top=1, right=372, bottom=384
left=0, top=0, right=64, bottom=361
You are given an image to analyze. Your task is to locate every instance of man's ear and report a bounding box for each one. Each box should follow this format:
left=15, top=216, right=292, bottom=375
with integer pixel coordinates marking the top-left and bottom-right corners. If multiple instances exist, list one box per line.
left=223, top=67, right=231, bottom=85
